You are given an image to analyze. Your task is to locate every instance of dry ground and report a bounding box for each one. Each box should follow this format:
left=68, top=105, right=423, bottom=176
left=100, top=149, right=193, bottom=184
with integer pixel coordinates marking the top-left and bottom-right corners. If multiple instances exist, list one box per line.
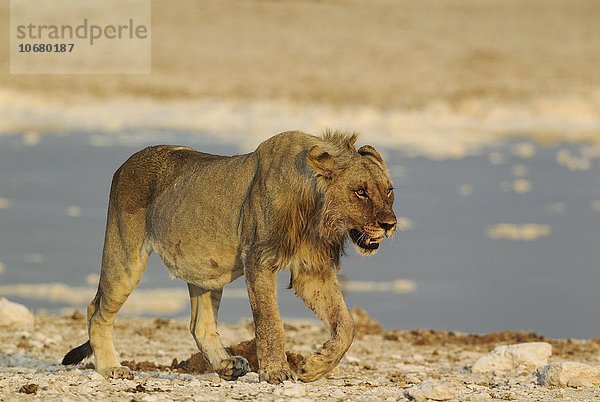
left=1, top=311, right=599, bottom=401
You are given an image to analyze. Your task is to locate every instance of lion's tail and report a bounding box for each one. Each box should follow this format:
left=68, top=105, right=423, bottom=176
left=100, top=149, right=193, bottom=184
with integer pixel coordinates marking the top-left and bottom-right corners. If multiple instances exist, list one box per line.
left=62, top=340, right=93, bottom=365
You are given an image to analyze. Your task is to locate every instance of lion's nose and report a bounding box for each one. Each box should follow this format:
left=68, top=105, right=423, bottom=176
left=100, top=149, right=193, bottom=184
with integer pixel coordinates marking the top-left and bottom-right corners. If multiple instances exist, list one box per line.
left=378, top=219, right=397, bottom=232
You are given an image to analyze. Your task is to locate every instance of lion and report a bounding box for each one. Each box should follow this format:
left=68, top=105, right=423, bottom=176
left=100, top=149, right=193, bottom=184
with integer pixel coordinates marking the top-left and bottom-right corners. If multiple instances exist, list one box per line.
left=62, top=130, right=397, bottom=384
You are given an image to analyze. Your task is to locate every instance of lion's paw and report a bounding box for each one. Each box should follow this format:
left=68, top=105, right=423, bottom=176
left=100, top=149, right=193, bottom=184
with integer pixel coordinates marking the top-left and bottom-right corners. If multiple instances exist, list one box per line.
left=98, top=366, right=134, bottom=380
left=298, top=352, right=332, bottom=382
left=259, top=367, right=298, bottom=384
left=216, top=356, right=250, bottom=381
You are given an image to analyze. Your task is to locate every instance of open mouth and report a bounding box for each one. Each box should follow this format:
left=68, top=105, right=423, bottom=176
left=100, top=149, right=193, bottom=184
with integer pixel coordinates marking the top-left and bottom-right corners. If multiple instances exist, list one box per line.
left=349, top=229, right=381, bottom=251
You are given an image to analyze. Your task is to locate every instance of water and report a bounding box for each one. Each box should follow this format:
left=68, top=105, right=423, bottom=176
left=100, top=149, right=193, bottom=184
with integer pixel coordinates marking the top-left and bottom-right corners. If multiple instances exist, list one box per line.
left=0, top=132, right=599, bottom=339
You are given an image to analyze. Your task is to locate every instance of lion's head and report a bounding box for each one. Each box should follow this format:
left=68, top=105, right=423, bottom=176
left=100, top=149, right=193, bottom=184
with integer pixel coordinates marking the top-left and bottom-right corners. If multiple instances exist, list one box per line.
left=308, top=132, right=397, bottom=256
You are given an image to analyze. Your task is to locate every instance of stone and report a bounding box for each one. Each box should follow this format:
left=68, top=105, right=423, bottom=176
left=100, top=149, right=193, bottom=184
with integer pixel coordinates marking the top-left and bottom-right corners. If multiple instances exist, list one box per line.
left=275, top=381, right=306, bottom=398
left=404, top=373, right=423, bottom=384
left=329, top=388, right=346, bottom=399
left=0, top=298, right=34, bottom=329
left=472, top=342, right=552, bottom=374
left=537, top=361, right=600, bottom=388
left=405, top=379, right=456, bottom=401
left=345, top=355, right=361, bottom=363
left=78, top=386, right=93, bottom=394
left=18, top=384, right=38, bottom=394
left=89, top=372, right=105, bottom=381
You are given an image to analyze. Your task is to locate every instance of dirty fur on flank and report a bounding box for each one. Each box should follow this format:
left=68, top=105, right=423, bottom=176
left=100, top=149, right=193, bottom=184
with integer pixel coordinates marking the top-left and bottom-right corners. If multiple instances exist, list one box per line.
left=62, top=130, right=397, bottom=384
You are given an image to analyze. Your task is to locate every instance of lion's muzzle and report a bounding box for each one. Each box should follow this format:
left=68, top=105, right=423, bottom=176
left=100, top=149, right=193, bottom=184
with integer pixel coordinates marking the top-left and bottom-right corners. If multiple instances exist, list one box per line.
left=377, top=211, right=397, bottom=238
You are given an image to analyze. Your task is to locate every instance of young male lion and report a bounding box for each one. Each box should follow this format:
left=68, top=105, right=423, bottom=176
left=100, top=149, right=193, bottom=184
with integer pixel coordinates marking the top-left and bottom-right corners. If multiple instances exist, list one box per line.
left=62, top=130, right=396, bottom=384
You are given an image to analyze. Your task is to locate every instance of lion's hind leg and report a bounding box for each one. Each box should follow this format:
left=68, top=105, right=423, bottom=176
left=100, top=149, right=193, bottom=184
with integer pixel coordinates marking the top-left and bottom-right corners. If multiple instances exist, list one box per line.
left=188, top=284, right=250, bottom=380
left=87, top=207, right=150, bottom=380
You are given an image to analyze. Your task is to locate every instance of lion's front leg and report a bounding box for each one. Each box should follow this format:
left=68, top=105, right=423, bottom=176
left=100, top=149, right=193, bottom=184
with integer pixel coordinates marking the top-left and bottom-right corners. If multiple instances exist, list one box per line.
left=245, top=265, right=297, bottom=384
left=291, top=269, right=355, bottom=382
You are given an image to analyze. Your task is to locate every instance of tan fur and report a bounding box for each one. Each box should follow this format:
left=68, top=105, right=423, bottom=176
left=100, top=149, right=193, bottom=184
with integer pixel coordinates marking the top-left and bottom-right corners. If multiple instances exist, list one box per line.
left=63, top=131, right=396, bottom=384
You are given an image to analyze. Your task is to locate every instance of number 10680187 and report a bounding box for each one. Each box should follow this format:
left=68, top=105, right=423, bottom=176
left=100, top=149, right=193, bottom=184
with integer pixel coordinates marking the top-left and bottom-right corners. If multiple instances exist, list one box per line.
left=18, top=43, right=74, bottom=52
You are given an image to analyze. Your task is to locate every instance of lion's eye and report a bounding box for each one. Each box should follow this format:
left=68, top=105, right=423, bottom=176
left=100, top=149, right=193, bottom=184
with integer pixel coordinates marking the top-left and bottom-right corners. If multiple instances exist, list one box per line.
left=355, top=189, right=368, bottom=199
left=387, top=188, right=394, bottom=197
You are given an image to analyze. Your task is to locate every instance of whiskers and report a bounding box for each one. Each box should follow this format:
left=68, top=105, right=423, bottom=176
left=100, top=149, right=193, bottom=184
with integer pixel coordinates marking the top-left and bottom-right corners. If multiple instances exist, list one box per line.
left=357, top=230, right=370, bottom=245
left=387, top=218, right=409, bottom=244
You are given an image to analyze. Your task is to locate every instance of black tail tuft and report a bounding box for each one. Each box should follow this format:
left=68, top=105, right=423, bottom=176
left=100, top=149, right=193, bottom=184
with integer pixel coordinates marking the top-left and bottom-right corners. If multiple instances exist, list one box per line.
left=62, top=340, right=93, bottom=365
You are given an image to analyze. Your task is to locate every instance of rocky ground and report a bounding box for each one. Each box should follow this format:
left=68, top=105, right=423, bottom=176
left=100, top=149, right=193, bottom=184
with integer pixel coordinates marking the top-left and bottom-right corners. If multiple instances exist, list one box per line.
left=1, top=306, right=599, bottom=401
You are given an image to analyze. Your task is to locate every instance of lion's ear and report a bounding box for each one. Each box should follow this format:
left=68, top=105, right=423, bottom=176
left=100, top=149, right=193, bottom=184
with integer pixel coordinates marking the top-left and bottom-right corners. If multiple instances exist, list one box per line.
left=308, top=145, right=335, bottom=179
left=358, top=145, right=384, bottom=165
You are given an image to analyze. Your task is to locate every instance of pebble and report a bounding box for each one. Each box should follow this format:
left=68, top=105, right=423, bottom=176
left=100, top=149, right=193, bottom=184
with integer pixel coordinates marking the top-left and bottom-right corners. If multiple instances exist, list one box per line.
left=89, top=372, right=105, bottom=381
left=242, top=372, right=259, bottom=383
left=275, top=381, right=306, bottom=398
left=405, top=379, right=456, bottom=401
left=537, top=361, right=600, bottom=388
left=404, top=373, right=423, bottom=384
left=120, top=379, right=137, bottom=388
left=78, top=385, right=93, bottom=394
left=472, top=342, right=552, bottom=374
left=188, top=379, right=203, bottom=387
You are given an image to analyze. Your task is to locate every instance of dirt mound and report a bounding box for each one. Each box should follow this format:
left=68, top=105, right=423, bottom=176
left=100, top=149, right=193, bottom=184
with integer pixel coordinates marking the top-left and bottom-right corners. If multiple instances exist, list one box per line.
left=168, top=339, right=304, bottom=375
